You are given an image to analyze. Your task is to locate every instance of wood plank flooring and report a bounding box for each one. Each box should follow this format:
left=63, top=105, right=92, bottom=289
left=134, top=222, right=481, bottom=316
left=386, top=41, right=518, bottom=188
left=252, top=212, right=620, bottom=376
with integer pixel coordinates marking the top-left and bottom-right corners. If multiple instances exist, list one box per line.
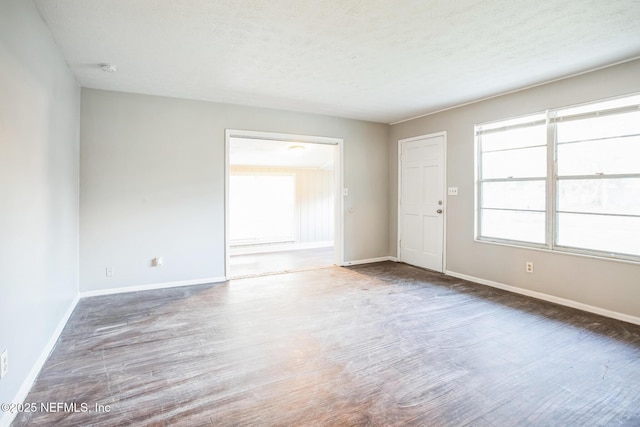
left=12, top=262, right=640, bottom=426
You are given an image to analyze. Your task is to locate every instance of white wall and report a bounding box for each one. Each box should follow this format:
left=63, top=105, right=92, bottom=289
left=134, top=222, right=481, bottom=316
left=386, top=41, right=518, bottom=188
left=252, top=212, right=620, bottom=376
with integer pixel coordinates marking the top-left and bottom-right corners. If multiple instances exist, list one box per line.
left=0, top=0, right=80, bottom=419
left=294, top=168, right=334, bottom=244
left=390, top=59, right=640, bottom=321
left=230, top=166, right=334, bottom=245
left=80, top=89, right=389, bottom=292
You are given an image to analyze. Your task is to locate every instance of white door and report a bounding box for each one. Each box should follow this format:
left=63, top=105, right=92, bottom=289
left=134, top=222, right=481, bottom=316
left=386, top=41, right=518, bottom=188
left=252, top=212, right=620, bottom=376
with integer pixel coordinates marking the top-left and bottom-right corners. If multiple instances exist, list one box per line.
left=399, top=133, right=446, bottom=272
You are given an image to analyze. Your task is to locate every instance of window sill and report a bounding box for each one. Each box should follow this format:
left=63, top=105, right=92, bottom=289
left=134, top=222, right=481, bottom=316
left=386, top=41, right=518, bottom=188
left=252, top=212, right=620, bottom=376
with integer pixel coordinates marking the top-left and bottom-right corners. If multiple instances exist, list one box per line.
left=475, top=237, right=640, bottom=266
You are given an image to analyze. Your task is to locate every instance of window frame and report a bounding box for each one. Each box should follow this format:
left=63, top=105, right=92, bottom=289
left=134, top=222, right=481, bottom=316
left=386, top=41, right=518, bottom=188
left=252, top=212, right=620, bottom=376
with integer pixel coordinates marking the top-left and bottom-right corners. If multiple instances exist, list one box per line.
left=475, top=112, right=549, bottom=248
left=475, top=93, right=640, bottom=263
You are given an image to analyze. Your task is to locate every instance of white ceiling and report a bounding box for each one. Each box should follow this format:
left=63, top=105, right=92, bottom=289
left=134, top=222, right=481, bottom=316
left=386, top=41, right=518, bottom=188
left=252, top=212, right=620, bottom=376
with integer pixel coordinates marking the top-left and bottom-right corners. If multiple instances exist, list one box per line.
left=230, top=138, right=334, bottom=169
left=34, top=0, right=640, bottom=124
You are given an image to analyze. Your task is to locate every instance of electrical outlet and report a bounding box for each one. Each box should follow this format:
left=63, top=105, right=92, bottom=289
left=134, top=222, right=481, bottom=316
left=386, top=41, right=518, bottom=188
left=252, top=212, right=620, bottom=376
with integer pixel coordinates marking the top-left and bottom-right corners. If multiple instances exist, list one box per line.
left=152, top=257, right=163, bottom=267
left=106, top=267, right=114, bottom=277
left=526, top=262, right=534, bottom=273
left=1, top=350, right=8, bottom=379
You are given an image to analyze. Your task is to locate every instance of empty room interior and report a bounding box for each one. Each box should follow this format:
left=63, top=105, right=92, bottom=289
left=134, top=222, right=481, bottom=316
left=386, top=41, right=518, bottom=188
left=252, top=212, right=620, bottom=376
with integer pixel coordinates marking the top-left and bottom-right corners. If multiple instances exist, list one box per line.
left=228, top=136, right=338, bottom=278
left=2, top=0, right=640, bottom=426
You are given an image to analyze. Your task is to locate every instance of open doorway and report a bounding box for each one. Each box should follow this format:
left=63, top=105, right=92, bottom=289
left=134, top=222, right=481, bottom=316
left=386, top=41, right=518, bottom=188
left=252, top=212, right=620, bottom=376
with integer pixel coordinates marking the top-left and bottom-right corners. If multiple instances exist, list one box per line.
left=225, top=130, right=343, bottom=279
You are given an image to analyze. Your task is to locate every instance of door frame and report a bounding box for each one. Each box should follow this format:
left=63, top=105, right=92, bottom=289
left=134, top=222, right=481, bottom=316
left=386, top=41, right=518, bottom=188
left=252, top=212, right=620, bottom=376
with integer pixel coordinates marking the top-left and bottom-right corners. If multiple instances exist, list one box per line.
left=225, top=129, right=344, bottom=279
left=397, top=131, right=447, bottom=272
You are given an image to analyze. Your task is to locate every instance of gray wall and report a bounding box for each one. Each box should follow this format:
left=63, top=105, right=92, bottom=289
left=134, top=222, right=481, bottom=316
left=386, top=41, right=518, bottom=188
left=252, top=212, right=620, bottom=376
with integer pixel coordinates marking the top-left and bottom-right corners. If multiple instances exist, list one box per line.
left=0, top=0, right=80, bottom=412
left=390, top=59, right=640, bottom=319
left=80, top=89, right=389, bottom=292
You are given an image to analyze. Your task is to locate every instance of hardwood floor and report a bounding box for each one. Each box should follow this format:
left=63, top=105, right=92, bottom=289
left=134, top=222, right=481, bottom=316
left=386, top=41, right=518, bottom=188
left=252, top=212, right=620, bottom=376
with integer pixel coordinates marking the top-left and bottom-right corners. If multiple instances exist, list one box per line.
left=230, top=246, right=334, bottom=278
left=12, top=262, right=640, bottom=426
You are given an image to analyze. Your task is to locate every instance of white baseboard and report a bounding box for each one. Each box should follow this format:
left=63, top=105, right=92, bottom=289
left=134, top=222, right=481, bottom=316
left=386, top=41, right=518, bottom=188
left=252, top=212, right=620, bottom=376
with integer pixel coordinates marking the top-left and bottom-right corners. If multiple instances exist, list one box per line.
left=342, top=256, right=396, bottom=266
left=445, top=270, right=640, bottom=326
left=230, top=241, right=333, bottom=255
left=80, top=276, right=227, bottom=298
left=0, top=294, right=81, bottom=427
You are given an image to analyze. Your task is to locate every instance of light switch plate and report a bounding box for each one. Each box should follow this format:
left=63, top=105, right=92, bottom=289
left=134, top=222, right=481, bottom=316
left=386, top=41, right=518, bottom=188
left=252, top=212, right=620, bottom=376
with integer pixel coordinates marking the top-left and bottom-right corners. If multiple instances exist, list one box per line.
left=448, top=187, right=458, bottom=196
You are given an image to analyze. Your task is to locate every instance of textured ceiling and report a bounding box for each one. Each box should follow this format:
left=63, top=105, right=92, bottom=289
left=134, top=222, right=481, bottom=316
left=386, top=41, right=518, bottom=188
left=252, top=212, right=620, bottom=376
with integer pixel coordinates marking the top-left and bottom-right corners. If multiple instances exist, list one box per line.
left=230, top=138, right=334, bottom=169
left=34, top=0, right=640, bottom=124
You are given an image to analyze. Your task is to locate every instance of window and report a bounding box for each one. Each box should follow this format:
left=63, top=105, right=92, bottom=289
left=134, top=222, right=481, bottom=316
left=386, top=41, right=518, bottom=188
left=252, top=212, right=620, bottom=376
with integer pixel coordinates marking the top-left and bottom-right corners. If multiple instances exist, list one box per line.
left=476, top=93, right=640, bottom=261
left=476, top=114, right=547, bottom=244
left=230, top=174, right=295, bottom=245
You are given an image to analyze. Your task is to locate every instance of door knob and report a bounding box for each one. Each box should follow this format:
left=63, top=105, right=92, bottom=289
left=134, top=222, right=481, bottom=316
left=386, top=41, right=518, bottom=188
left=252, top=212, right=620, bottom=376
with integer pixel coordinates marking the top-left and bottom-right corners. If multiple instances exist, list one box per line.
left=437, top=209, right=443, bottom=214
